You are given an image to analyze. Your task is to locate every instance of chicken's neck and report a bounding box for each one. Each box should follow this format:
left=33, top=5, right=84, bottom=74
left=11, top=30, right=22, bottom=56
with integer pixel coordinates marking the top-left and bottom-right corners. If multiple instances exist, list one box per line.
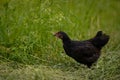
left=62, top=37, right=71, bottom=45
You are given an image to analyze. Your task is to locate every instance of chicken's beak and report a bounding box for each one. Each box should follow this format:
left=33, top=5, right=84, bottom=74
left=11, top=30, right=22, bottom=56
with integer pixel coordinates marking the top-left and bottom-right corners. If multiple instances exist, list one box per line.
left=53, top=33, right=61, bottom=38
left=53, top=33, right=58, bottom=37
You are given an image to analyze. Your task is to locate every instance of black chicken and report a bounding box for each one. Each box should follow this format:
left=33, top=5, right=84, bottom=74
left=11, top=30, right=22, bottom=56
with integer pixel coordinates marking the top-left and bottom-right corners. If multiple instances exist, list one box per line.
left=54, top=31, right=109, bottom=68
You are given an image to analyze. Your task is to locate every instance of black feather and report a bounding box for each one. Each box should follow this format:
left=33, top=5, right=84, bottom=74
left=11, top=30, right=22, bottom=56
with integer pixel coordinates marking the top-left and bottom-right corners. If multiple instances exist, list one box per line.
left=55, top=31, right=110, bottom=68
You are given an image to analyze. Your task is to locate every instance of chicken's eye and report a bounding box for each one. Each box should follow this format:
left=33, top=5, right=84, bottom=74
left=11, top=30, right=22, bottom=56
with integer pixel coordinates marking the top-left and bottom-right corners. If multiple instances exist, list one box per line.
left=58, top=34, right=63, bottom=39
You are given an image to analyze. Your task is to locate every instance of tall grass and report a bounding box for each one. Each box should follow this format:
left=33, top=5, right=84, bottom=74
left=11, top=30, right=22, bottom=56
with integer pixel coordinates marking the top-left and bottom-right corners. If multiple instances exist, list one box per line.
left=0, top=0, right=120, bottom=80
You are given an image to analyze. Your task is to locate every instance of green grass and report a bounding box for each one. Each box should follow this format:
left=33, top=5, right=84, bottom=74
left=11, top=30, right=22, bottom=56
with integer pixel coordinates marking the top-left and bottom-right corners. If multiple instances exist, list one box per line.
left=0, top=0, right=120, bottom=80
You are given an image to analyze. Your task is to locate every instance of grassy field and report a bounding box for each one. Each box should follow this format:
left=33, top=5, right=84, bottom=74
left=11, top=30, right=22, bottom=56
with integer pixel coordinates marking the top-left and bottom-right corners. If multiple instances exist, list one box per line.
left=0, top=0, right=120, bottom=80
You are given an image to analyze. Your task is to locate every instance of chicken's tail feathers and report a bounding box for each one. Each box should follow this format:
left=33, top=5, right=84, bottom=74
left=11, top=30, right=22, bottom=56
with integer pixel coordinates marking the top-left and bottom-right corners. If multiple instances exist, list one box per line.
left=95, top=31, right=103, bottom=37
left=90, top=31, right=110, bottom=49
